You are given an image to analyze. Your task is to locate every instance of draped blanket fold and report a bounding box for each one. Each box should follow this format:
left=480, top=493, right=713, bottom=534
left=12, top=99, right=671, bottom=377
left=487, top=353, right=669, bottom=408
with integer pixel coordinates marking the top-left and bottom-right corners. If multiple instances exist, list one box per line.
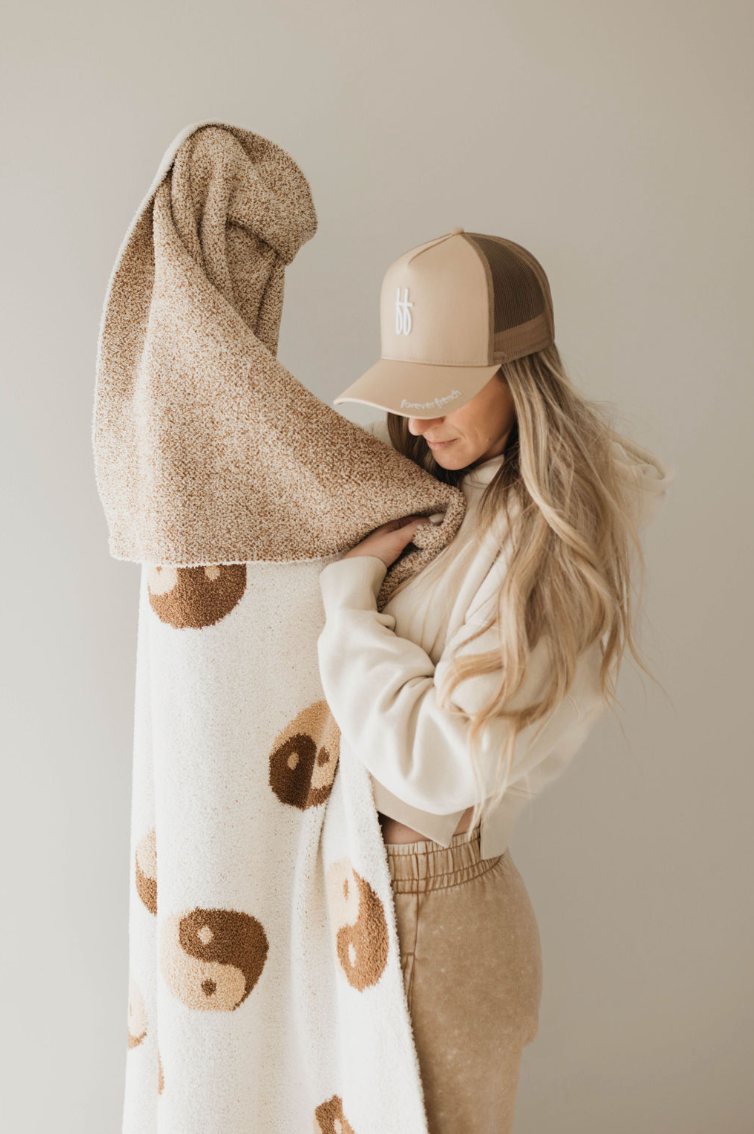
left=93, top=120, right=467, bottom=1134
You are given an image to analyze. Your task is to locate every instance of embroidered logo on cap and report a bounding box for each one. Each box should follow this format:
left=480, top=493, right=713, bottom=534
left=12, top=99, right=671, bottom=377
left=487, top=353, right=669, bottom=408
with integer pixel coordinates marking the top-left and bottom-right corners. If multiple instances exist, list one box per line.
left=395, top=287, right=414, bottom=335
left=400, top=390, right=462, bottom=411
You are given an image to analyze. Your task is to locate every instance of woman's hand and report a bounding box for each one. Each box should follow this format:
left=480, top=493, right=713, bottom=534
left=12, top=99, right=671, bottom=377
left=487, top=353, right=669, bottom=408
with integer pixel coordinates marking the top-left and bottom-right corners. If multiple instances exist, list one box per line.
left=342, top=514, right=440, bottom=568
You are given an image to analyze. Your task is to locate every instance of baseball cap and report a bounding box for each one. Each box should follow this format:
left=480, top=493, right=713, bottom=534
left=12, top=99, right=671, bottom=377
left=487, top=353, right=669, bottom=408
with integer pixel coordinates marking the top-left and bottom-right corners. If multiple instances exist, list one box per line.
left=334, top=227, right=555, bottom=419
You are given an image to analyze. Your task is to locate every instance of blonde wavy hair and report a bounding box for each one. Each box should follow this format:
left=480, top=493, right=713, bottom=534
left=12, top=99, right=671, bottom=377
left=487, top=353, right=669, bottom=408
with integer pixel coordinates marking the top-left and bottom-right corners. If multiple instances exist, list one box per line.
left=384, top=341, right=651, bottom=839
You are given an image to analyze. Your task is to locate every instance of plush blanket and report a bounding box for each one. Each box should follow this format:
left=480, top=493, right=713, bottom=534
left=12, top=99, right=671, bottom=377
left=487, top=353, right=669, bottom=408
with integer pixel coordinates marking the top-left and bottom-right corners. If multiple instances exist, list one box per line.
left=92, top=120, right=467, bottom=1134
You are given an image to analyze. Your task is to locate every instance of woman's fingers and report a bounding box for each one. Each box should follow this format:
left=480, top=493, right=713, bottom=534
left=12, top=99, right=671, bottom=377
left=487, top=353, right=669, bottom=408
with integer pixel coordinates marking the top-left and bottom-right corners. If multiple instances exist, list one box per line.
left=380, top=514, right=433, bottom=533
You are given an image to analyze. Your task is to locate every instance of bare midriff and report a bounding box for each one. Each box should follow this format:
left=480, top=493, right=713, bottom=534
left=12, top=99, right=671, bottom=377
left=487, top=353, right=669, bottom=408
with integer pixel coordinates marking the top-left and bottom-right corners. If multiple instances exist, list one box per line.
left=377, top=803, right=477, bottom=844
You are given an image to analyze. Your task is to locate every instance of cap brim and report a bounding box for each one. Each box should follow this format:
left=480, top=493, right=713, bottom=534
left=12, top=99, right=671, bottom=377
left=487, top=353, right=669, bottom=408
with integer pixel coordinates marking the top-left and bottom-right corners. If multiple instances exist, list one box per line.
left=333, top=358, right=502, bottom=419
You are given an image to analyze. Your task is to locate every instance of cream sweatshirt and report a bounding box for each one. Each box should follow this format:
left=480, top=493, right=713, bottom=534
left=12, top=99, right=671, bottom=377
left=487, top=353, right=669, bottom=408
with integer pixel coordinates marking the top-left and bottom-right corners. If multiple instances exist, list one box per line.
left=316, top=417, right=675, bottom=859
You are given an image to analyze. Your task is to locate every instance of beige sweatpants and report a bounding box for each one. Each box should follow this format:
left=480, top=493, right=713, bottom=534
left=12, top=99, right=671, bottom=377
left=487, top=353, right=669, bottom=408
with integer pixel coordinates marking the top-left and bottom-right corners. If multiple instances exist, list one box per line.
left=385, top=825, right=543, bottom=1134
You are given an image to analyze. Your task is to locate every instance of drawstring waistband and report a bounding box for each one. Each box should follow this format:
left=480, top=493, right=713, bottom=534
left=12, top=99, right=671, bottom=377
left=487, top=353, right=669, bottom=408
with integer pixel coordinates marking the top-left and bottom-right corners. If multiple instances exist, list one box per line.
left=384, top=824, right=503, bottom=893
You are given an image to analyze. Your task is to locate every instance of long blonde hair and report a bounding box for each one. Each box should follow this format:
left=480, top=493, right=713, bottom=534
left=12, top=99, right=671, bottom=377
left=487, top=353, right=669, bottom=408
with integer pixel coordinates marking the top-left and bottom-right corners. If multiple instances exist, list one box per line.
left=385, top=341, right=651, bottom=838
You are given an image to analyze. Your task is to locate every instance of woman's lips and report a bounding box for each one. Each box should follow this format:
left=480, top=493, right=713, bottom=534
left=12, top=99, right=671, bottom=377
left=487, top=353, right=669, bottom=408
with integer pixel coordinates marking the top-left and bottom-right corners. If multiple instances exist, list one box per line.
left=426, top=438, right=457, bottom=449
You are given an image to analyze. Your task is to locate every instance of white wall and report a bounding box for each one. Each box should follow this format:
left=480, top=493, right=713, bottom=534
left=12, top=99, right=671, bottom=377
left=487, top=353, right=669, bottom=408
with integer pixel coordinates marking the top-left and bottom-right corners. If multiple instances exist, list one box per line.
left=1, top=2, right=751, bottom=1130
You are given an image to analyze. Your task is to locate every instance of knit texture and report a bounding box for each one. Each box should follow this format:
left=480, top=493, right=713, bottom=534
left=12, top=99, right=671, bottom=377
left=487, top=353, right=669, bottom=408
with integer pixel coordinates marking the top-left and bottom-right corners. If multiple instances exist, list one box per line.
left=94, top=120, right=468, bottom=1134
left=92, top=118, right=465, bottom=605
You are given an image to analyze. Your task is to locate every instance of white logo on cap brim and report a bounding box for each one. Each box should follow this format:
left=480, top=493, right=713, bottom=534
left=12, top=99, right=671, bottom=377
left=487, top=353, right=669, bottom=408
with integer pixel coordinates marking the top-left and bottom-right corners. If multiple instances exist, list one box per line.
left=400, top=390, right=462, bottom=411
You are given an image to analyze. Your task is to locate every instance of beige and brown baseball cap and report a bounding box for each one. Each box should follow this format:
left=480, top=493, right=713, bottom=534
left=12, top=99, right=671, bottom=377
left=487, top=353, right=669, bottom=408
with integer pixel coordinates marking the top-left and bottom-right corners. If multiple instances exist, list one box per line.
left=334, top=226, right=555, bottom=419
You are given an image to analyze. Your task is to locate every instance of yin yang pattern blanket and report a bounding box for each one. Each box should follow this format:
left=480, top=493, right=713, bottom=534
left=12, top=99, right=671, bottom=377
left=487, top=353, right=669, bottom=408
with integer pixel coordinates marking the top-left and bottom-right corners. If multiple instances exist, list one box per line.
left=93, top=120, right=466, bottom=1134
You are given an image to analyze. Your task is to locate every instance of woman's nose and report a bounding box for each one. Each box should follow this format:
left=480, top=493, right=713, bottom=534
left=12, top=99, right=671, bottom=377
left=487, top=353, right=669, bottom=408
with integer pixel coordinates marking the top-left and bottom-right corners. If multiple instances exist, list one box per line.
left=407, top=416, right=444, bottom=435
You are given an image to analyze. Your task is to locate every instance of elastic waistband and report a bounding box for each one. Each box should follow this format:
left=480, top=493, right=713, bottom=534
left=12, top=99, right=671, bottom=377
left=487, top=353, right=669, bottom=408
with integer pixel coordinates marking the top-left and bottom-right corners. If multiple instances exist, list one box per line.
left=384, top=824, right=503, bottom=893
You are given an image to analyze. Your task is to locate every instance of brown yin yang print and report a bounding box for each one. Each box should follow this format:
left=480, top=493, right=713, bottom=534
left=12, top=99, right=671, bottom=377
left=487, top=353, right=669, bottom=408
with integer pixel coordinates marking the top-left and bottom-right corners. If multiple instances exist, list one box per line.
left=127, top=974, right=147, bottom=1049
left=159, top=907, right=269, bottom=1011
left=147, top=564, right=247, bottom=628
left=326, top=858, right=390, bottom=990
left=269, top=700, right=340, bottom=809
left=134, top=827, right=157, bottom=915
left=313, top=1094, right=357, bottom=1133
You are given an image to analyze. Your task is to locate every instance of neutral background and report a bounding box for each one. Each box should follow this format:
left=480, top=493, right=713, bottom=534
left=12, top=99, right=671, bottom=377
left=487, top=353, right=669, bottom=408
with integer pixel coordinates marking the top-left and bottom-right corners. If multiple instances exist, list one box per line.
left=2, top=2, right=751, bottom=1131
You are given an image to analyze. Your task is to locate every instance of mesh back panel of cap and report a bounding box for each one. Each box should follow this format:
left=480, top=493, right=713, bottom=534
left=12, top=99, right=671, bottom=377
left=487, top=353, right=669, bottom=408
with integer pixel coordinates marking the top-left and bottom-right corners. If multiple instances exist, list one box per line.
left=466, top=235, right=545, bottom=335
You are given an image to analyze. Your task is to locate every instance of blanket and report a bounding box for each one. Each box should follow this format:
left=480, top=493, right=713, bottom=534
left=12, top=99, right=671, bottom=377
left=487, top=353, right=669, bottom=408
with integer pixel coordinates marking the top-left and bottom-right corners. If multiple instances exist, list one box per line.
left=92, top=120, right=468, bottom=1134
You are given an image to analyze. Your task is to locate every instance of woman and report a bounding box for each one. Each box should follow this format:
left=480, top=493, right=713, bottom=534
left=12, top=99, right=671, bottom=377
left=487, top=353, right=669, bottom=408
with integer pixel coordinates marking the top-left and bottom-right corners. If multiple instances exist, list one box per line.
left=316, top=229, right=673, bottom=1134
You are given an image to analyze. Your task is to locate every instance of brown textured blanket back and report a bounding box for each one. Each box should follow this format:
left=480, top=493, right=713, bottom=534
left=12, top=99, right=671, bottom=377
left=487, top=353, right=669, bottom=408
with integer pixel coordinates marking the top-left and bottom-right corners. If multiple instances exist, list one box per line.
left=92, top=119, right=465, bottom=606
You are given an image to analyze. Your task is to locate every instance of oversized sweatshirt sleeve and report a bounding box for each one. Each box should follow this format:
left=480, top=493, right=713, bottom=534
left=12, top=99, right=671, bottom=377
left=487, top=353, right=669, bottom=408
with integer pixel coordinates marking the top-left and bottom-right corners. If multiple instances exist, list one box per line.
left=316, top=553, right=606, bottom=815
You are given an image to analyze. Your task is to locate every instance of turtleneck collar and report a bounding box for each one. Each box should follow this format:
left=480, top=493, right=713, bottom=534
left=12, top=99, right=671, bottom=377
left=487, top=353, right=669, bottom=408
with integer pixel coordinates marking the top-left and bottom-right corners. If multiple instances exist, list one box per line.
left=462, top=451, right=505, bottom=488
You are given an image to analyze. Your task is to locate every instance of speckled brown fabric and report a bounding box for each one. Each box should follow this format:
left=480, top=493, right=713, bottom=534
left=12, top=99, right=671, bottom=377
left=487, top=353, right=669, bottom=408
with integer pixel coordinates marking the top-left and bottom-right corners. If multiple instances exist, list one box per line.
left=92, top=119, right=465, bottom=610
left=386, top=827, right=543, bottom=1134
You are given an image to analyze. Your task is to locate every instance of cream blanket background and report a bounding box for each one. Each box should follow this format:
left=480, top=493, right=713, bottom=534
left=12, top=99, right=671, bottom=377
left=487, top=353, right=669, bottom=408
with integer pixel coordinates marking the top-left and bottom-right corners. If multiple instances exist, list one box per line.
left=92, top=119, right=467, bottom=1133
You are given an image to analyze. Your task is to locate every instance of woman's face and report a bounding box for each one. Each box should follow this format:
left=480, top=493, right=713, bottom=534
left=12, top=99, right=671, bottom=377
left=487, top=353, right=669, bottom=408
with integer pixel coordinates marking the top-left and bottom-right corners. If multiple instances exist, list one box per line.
left=406, top=372, right=516, bottom=471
